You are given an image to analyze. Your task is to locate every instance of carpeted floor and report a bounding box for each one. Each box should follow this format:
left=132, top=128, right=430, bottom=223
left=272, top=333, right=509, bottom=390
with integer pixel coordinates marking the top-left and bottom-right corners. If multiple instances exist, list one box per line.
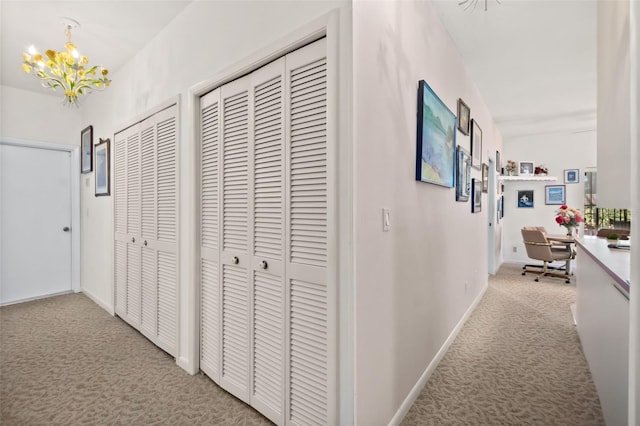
left=0, top=263, right=604, bottom=425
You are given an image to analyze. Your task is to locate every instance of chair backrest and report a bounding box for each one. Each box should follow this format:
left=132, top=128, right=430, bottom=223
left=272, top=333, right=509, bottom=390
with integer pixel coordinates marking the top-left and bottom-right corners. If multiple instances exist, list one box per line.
left=521, top=228, right=554, bottom=262
left=596, top=228, right=630, bottom=238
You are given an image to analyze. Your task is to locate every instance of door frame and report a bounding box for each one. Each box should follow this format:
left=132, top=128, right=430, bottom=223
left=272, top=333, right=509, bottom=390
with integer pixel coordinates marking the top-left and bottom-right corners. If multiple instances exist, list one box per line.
left=0, top=137, right=81, bottom=295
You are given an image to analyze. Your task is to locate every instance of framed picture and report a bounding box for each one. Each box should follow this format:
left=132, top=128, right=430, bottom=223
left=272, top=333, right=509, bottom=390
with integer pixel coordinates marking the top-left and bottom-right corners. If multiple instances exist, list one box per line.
left=481, top=163, right=489, bottom=193
left=518, top=161, right=534, bottom=176
left=457, top=98, right=470, bottom=136
left=471, top=178, right=482, bottom=213
left=545, top=184, right=566, bottom=205
left=470, top=119, right=482, bottom=169
left=81, top=125, right=93, bottom=174
left=95, top=138, right=110, bottom=196
left=416, top=80, right=457, bottom=187
left=564, top=169, right=580, bottom=184
left=456, top=146, right=471, bottom=202
left=500, top=195, right=504, bottom=218
left=495, top=150, right=501, bottom=174
left=497, top=195, right=504, bottom=221
left=517, top=190, right=534, bottom=208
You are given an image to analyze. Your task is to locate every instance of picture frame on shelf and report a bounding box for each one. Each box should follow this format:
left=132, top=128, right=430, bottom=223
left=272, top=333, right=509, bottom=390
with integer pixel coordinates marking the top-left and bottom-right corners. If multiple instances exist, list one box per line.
left=481, top=163, right=489, bottom=193
left=95, top=138, right=110, bottom=197
left=457, top=98, right=470, bottom=136
left=517, top=190, right=534, bottom=208
left=545, top=184, right=566, bottom=205
left=472, top=178, right=482, bottom=213
left=415, top=80, right=457, bottom=187
left=564, top=169, right=580, bottom=184
left=470, top=119, right=482, bottom=169
left=456, top=146, right=471, bottom=202
left=81, top=125, right=93, bottom=174
left=518, top=161, right=534, bottom=176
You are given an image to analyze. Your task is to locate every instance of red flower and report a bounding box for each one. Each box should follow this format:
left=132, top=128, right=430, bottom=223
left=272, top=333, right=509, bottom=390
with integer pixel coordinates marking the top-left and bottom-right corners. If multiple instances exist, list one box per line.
left=555, top=216, right=564, bottom=224
left=560, top=204, right=567, bottom=210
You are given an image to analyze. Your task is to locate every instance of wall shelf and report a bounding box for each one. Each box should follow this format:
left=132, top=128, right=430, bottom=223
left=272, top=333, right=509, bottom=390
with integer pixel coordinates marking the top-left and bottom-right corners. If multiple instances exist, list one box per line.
left=498, top=175, right=557, bottom=182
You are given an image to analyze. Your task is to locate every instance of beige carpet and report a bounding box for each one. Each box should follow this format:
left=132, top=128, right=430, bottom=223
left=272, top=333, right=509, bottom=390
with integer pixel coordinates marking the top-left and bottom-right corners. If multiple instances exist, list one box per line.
left=1, top=264, right=604, bottom=425
left=402, top=263, right=604, bottom=425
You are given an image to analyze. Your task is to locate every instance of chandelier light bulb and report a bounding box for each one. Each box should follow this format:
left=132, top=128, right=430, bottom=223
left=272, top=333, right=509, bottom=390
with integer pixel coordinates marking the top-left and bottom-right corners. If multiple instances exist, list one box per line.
left=21, top=19, right=111, bottom=107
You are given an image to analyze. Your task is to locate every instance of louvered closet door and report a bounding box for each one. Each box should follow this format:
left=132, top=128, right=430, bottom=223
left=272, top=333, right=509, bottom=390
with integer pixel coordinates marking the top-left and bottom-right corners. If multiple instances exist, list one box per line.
left=219, top=75, right=252, bottom=402
left=152, top=106, right=178, bottom=356
left=284, top=38, right=334, bottom=426
left=200, top=88, right=222, bottom=382
left=114, top=128, right=131, bottom=320
left=125, top=125, right=142, bottom=328
left=250, top=57, right=286, bottom=425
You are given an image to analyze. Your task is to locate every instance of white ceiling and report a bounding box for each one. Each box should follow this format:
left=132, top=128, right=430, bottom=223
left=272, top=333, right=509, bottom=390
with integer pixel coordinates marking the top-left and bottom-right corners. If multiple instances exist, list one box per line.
left=1, top=1, right=192, bottom=93
left=1, top=0, right=596, bottom=141
left=432, top=0, right=597, bottom=140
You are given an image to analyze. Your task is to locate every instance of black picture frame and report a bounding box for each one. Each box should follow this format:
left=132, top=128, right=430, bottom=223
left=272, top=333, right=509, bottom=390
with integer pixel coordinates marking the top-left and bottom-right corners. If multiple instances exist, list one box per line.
left=517, top=190, right=534, bottom=208
left=457, top=98, right=470, bottom=136
left=94, top=138, right=110, bottom=196
left=456, top=146, right=471, bottom=202
left=495, top=150, right=501, bottom=174
left=471, top=178, right=482, bottom=213
left=471, top=119, right=482, bottom=169
left=481, top=163, right=489, bottom=193
left=81, top=125, right=93, bottom=174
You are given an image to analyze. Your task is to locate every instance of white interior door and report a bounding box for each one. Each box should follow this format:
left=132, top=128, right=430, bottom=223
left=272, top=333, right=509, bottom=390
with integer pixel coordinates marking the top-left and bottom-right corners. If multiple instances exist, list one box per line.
left=0, top=144, right=72, bottom=305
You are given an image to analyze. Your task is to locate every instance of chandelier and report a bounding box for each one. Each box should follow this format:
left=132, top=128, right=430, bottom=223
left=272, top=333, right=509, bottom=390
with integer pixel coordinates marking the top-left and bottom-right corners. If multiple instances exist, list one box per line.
left=21, top=19, right=111, bottom=107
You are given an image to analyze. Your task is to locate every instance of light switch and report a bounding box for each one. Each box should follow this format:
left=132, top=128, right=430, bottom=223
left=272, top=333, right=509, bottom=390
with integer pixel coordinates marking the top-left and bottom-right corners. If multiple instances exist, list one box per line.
left=382, top=208, right=390, bottom=232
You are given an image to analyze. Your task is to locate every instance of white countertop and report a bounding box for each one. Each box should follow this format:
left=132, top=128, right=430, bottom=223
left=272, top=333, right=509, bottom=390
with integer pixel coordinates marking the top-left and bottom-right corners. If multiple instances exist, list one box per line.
left=576, top=236, right=631, bottom=295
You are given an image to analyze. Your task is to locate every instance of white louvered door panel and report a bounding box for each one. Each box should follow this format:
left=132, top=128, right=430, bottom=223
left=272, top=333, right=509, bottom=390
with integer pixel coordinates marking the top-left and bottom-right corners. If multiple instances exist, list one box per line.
left=140, top=118, right=157, bottom=339
left=250, top=58, right=286, bottom=426
left=126, top=127, right=142, bottom=328
left=284, top=38, right=334, bottom=426
left=200, top=88, right=221, bottom=381
left=219, top=75, right=252, bottom=402
left=114, top=130, right=129, bottom=319
left=154, top=106, right=178, bottom=356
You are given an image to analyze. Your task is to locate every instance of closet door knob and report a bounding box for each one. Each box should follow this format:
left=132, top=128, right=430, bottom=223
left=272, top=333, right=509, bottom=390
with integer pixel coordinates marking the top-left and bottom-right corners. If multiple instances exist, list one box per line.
left=260, top=260, right=268, bottom=270
left=232, top=256, right=239, bottom=265
left=131, top=237, right=136, bottom=243
left=144, top=240, right=148, bottom=246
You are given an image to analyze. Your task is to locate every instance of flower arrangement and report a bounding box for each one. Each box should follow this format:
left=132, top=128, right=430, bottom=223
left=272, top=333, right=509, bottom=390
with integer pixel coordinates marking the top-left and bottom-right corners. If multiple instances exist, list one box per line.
left=534, top=165, right=548, bottom=175
left=555, top=205, right=583, bottom=233
left=506, top=160, right=517, bottom=174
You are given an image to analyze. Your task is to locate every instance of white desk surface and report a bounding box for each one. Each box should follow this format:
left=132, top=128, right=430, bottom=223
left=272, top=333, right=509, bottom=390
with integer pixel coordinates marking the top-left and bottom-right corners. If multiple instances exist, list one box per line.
left=576, top=236, right=631, bottom=295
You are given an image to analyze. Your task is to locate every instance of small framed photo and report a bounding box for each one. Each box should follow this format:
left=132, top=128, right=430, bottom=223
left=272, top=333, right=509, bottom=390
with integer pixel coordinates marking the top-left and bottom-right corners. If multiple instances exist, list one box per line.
left=518, top=161, right=534, bottom=176
left=456, top=146, right=471, bottom=202
left=495, top=150, right=501, bottom=174
left=95, top=138, right=110, bottom=197
left=545, top=184, right=565, bottom=205
left=457, top=98, right=470, bottom=136
left=500, top=195, right=504, bottom=218
left=481, top=163, right=489, bottom=193
left=517, top=190, right=534, bottom=208
left=81, top=125, right=93, bottom=174
left=564, top=169, right=580, bottom=184
left=471, top=119, right=482, bottom=169
left=471, top=178, right=482, bottom=213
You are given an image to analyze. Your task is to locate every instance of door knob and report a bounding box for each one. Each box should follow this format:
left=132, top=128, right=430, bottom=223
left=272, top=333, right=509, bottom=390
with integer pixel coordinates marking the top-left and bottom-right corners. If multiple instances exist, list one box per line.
left=232, top=256, right=239, bottom=265
left=62, top=226, right=70, bottom=232
left=260, top=260, right=268, bottom=270
left=144, top=240, right=148, bottom=246
left=132, top=237, right=136, bottom=243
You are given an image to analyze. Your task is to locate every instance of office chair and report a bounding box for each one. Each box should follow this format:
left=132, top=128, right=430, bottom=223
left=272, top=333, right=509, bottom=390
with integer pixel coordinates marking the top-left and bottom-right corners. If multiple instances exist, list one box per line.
left=521, top=228, right=572, bottom=284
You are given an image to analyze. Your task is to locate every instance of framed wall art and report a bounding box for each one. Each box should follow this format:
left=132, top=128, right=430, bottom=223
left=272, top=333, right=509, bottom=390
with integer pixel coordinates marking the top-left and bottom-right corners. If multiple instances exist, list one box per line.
left=545, top=185, right=566, bottom=205
left=81, top=125, right=93, bottom=174
left=456, top=146, right=471, bottom=202
left=518, top=161, right=534, bottom=176
left=471, top=178, right=482, bottom=213
left=495, top=150, right=501, bottom=174
left=416, top=80, right=457, bottom=187
left=564, top=169, right=579, bottom=184
left=517, top=190, right=534, bottom=208
left=481, top=163, right=489, bottom=193
left=95, top=138, right=110, bottom=196
left=471, top=119, right=482, bottom=169
left=457, top=98, right=470, bottom=136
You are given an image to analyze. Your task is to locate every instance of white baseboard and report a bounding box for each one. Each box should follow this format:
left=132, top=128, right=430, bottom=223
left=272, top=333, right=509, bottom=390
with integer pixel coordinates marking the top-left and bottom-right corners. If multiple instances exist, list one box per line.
left=388, top=282, right=489, bottom=426
left=0, top=290, right=72, bottom=307
left=81, top=286, right=114, bottom=316
left=177, top=356, right=198, bottom=375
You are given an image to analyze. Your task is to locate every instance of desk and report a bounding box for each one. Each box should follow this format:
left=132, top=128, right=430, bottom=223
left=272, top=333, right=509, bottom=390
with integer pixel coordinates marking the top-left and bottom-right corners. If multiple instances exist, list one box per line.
left=546, top=234, right=575, bottom=275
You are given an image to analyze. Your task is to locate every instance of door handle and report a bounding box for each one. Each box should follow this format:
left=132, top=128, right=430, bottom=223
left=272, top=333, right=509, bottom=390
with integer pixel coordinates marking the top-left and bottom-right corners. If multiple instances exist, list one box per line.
left=131, top=237, right=136, bottom=243
left=260, top=260, right=268, bottom=270
left=232, top=256, right=239, bottom=265
left=62, top=226, right=71, bottom=232
left=144, top=240, right=148, bottom=246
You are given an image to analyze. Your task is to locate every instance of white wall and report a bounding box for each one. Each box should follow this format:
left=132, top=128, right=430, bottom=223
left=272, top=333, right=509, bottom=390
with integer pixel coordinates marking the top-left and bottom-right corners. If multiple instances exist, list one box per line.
left=353, top=1, right=503, bottom=424
left=0, top=85, right=82, bottom=145
left=502, top=131, right=597, bottom=263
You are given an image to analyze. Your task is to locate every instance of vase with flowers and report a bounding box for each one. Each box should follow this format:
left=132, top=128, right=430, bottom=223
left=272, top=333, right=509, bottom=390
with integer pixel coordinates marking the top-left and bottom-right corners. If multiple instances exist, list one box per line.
left=506, top=160, right=517, bottom=176
left=535, top=165, right=548, bottom=176
left=555, top=205, right=584, bottom=236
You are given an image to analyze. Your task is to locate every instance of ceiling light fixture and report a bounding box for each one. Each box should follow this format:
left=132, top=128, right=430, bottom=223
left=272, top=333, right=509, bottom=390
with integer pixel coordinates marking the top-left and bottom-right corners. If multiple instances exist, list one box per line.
left=458, top=0, right=501, bottom=12
left=21, top=18, right=111, bottom=107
